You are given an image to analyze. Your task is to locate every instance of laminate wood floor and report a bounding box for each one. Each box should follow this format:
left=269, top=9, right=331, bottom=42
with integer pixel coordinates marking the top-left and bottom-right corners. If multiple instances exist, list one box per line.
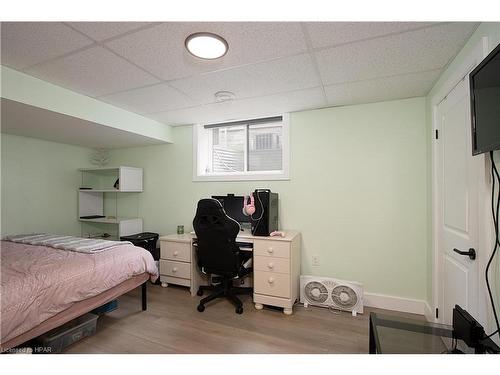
left=64, top=283, right=424, bottom=354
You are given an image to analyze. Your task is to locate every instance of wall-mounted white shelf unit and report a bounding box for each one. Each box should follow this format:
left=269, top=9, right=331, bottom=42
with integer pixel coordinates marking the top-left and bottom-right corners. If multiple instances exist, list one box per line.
left=78, top=166, right=143, bottom=239
left=79, top=166, right=143, bottom=192
left=78, top=217, right=143, bottom=238
left=79, top=216, right=136, bottom=224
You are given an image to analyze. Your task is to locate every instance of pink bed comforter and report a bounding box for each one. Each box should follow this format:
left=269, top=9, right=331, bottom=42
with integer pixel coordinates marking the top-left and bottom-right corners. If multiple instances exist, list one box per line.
left=0, top=240, right=158, bottom=344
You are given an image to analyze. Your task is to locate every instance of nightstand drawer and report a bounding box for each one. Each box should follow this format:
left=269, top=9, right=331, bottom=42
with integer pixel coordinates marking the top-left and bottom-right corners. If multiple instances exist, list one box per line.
left=160, top=241, right=191, bottom=262
left=254, top=256, right=290, bottom=274
left=254, top=271, right=290, bottom=298
left=160, top=260, right=191, bottom=279
left=254, top=240, right=290, bottom=258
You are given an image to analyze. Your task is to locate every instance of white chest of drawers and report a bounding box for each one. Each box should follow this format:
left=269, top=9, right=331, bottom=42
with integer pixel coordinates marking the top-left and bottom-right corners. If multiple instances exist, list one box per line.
left=159, top=235, right=198, bottom=296
left=252, top=234, right=301, bottom=315
left=159, top=230, right=301, bottom=314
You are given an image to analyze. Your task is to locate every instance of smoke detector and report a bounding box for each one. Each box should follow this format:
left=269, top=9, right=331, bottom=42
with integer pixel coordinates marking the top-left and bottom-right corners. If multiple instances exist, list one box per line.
left=214, top=91, right=236, bottom=103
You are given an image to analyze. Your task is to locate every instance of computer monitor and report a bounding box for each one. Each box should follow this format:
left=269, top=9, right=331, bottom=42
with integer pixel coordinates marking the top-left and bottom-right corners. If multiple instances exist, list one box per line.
left=211, top=194, right=250, bottom=224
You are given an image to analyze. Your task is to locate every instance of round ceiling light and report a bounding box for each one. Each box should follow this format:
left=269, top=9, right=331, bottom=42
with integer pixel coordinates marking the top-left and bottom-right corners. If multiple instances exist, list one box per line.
left=185, top=32, right=228, bottom=60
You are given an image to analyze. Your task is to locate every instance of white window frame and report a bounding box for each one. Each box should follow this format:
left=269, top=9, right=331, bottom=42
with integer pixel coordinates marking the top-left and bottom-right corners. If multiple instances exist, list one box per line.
left=193, top=114, right=290, bottom=182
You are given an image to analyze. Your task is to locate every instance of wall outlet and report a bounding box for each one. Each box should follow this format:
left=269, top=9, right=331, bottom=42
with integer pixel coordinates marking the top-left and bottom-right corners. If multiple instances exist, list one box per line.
left=312, top=255, right=320, bottom=266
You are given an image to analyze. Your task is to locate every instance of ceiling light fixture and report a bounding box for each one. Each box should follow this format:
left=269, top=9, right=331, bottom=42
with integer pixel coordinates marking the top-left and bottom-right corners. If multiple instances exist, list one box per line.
left=185, top=32, right=228, bottom=60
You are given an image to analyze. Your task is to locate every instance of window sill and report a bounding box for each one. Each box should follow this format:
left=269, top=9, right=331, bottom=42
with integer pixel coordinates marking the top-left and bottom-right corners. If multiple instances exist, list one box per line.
left=193, top=172, right=290, bottom=182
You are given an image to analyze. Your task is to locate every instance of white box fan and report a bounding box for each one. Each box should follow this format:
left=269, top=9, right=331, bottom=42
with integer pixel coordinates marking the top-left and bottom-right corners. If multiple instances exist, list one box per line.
left=300, top=275, right=364, bottom=316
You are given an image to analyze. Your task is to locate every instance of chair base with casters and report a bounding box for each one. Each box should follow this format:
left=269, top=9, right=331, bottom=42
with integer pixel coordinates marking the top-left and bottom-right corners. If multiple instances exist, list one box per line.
left=197, top=277, right=253, bottom=314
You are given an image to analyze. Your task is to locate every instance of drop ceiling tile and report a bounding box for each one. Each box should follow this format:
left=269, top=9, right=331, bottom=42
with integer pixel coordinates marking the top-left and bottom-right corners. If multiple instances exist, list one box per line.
left=99, top=82, right=195, bottom=114
left=106, top=22, right=308, bottom=81
left=0, top=22, right=94, bottom=69
left=206, top=86, right=326, bottom=123
left=25, top=46, right=160, bottom=97
left=324, top=69, right=442, bottom=107
left=315, top=22, right=478, bottom=86
left=67, top=22, right=154, bottom=41
left=169, top=54, right=320, bottom=104
left=151, top=87, right=326, bottom=126
left=305, top=22, right=439, bottom=49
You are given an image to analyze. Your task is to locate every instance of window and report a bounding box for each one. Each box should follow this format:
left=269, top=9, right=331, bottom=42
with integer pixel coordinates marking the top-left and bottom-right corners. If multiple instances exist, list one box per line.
left=194, top=115, right=289, bottom=181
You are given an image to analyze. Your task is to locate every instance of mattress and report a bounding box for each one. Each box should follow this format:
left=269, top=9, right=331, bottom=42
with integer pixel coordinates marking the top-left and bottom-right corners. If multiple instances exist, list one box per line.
left=0, top=240, right=158, bottom=346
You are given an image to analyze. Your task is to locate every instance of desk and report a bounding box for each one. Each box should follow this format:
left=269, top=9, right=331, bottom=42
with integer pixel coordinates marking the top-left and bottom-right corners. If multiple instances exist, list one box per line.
left=369, top=312, right=500, bottom=354
left=159, top=230, right=301, bottom=315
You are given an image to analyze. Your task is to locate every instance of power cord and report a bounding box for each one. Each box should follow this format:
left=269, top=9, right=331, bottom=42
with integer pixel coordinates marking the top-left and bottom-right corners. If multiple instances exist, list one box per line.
left=250, top=190, right=265, bottom=235
left=444, top=338, right=461, bottom=354
left=250, top=190, right=265, bottom=221
left=486, top=151, right=500, bottom=340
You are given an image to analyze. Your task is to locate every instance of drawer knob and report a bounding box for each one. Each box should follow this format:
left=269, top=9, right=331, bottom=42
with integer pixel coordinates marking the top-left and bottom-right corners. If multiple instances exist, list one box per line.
left=173, top=251, right=179, bottom=256
left=268, top=277, right=275, bottom=284
left=268, top=262, right=274, bottom=269
left=172, top=267, right=178, bottom=272
left=267, top=247, right=274, bottom=254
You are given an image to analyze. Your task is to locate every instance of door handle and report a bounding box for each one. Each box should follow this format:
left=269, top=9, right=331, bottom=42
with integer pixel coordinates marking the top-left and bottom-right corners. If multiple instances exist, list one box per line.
left=453, top=248, right=476, bottom=260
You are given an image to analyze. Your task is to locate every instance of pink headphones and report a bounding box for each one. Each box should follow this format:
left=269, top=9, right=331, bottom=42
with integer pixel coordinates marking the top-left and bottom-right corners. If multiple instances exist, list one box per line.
left=242, top=193, right=256, bottom=216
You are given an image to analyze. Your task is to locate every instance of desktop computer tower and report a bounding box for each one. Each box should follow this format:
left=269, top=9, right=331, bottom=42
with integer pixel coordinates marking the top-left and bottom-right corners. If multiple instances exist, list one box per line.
left=251, top=189, right=278, bottom=236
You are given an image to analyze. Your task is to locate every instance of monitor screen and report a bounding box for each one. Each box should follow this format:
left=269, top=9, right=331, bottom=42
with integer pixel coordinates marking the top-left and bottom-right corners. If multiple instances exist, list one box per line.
left=212, top=195, right=250, bottom=223
left=470, top=43, right=500, bottom=155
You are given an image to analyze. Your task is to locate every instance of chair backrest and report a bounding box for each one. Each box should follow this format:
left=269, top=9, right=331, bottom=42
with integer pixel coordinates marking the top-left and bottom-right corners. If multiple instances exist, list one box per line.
left=192, top=198, right=241, bottom=276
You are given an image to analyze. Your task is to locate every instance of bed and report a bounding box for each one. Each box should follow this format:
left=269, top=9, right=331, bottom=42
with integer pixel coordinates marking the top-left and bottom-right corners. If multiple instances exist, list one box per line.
left=0, top=239, right=158, bottom=351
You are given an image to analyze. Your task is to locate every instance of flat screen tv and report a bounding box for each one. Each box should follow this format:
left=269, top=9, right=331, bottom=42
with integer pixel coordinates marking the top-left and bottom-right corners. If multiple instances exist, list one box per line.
left=470, top=43, right=500, bottom=155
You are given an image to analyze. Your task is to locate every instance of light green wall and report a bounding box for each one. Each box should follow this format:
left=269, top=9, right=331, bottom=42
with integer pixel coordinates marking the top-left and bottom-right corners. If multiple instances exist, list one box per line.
left=1, top=66, right=173, bottom=143
left=425, top=23, right=500, bottom=315
left=1, top=133, right=92, bottom=236
left=109, top=97, right=428, bottom=300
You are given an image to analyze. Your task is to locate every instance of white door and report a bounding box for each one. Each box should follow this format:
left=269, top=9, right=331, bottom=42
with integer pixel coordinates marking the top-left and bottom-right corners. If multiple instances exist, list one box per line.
left=436, top=78, right=480, bottom=325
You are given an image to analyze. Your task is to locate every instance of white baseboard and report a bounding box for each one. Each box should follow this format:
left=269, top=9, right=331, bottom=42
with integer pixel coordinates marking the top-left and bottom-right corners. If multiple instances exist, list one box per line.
left=364, top=292, right=430, bottom=316
left=424, top=301, right=435, bottom=322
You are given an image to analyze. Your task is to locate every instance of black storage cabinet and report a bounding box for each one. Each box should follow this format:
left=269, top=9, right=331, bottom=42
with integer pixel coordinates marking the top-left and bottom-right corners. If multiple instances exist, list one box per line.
left=120, top=232, right=159, bottom=260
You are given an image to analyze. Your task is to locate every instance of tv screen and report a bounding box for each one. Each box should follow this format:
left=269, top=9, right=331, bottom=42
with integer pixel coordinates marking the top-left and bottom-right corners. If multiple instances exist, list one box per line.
left=470, top=43, right=500, bottom=155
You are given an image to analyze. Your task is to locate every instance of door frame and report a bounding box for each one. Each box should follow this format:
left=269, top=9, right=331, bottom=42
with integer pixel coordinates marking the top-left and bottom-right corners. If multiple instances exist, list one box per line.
left=430, top=36, right=492, bottom=326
